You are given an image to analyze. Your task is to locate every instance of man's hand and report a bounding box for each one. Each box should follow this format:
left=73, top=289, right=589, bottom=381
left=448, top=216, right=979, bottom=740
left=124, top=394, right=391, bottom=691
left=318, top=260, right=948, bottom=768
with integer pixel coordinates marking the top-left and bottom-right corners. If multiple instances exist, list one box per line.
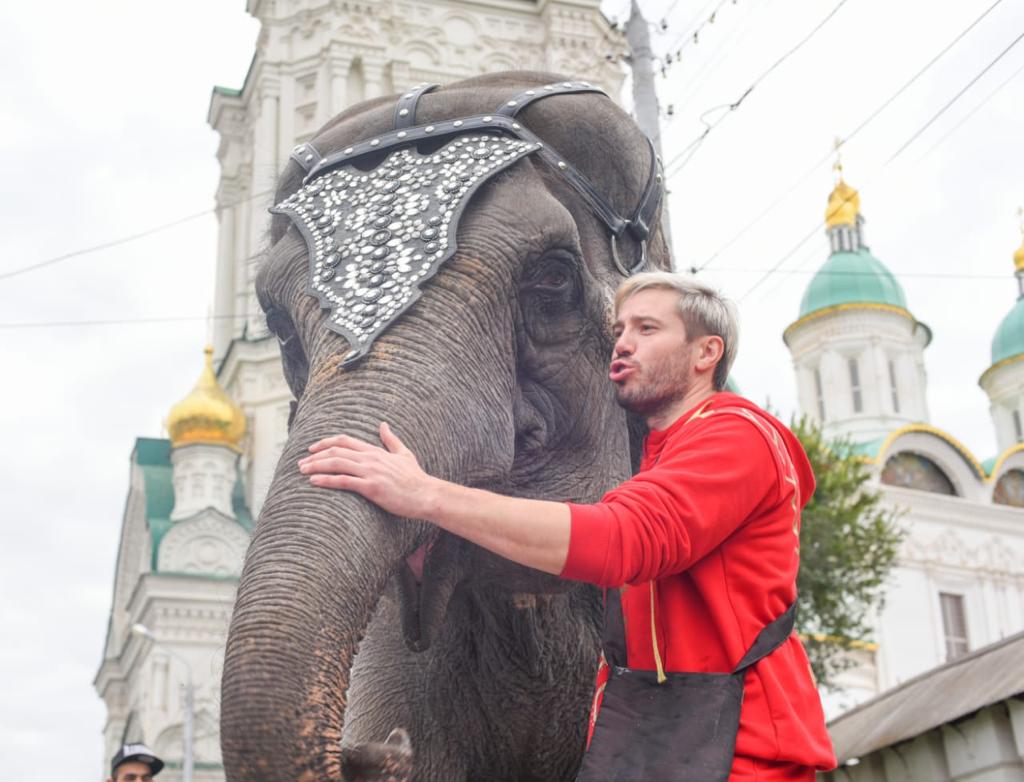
left=298, top=422, right=572, bottom=576
left=298, top=422, right=437, bottom=519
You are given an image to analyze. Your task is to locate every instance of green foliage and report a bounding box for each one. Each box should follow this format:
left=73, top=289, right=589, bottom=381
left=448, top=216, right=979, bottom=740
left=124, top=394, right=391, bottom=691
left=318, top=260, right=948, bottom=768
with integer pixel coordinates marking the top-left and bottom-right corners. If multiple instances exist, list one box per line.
left=791, top=416, right=905, bottom=689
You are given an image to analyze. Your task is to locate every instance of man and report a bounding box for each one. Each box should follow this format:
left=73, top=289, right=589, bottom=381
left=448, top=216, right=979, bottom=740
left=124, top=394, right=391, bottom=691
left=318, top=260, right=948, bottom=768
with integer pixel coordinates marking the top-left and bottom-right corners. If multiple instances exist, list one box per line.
left=298, top=272, right=836, bottom=780
left=107, top=743, right=164, bottom=782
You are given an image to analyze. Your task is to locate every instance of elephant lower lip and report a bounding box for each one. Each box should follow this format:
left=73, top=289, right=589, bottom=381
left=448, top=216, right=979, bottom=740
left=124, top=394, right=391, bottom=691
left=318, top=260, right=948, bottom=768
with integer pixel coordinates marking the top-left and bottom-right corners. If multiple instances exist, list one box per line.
left=405, top=543, right=431, bottom=583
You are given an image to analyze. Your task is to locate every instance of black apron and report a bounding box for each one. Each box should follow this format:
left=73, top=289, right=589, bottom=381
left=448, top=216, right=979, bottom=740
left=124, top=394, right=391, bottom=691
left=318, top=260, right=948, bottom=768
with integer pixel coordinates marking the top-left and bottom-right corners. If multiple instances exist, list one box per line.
left=577, top=588, right=797, bottom=782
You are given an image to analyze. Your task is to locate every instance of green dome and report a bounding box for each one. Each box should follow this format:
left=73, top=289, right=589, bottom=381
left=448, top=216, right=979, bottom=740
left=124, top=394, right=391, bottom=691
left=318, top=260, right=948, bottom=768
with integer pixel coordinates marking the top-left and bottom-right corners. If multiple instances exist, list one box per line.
left=799, top=249, right=908, bottom=319
left=991, top=297, right=1024, bottom=365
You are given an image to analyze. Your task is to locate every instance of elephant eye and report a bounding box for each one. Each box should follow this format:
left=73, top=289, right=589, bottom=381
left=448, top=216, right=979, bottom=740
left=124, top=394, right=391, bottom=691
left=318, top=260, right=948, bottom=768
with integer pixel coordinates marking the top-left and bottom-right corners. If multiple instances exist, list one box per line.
left=265, top=307, right=309, bottom=401
left=521, top=252, right=578, bottom=300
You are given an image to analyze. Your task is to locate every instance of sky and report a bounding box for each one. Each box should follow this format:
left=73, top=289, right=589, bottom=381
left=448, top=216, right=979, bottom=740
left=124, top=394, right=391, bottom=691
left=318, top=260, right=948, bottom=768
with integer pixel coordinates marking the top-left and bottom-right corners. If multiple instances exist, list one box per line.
left=1, top=1, right=1022, bottom=780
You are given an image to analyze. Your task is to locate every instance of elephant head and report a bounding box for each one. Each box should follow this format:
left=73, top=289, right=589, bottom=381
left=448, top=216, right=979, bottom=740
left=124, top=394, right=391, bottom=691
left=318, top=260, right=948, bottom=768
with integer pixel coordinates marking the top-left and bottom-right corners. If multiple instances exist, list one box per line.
left=220, top=72, right=669, bottom=781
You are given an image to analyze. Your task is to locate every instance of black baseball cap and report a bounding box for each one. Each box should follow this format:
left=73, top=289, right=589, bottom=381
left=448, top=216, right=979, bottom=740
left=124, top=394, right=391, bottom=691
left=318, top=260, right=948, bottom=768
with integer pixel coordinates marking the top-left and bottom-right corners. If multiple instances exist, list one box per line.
left=111, top=743, right=164, bottom=776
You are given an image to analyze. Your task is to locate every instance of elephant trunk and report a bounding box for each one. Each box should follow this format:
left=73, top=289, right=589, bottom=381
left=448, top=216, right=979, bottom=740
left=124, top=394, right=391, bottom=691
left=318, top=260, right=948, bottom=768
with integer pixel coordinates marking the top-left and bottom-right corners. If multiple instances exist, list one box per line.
left=221, top=341, right=514, bottom=780
left=221, top=462, right=408, bottom=781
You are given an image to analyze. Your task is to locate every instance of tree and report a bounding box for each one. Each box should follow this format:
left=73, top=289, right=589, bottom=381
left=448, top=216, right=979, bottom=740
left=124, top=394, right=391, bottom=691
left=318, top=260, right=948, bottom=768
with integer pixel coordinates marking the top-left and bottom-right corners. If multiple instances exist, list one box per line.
left=791, top=416, right=905, bottom=688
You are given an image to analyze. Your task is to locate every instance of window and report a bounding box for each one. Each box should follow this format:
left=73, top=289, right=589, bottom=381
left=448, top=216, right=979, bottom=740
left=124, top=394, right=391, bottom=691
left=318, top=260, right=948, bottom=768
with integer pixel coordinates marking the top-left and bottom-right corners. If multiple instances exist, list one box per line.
left=1014, top=410, right=1023, bottom=443
left=848, top=358, right=863, bottom=413
left=880, top=452, right=957, bottom=495
left=814, top=368, right=826, bottom=422
left=994, top=469, right=1024, bottom=507
left=939, top=593, right=969, bottom=661
left=888, top=360, right=900, bottom=413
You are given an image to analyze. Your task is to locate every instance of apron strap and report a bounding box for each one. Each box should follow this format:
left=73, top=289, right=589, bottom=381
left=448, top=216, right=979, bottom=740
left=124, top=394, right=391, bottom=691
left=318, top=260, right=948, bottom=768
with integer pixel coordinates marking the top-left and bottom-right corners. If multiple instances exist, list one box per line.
left=731, top=602, right=797, bottom=674
left=602, top=587, right=628, bottom=668
left=602, top=588, right=797, bottom=674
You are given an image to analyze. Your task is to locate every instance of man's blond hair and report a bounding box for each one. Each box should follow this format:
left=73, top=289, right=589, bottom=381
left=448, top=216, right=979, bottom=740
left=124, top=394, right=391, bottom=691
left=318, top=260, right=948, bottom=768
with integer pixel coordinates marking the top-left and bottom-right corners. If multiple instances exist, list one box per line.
left=614, top=271, right=739, bottom=391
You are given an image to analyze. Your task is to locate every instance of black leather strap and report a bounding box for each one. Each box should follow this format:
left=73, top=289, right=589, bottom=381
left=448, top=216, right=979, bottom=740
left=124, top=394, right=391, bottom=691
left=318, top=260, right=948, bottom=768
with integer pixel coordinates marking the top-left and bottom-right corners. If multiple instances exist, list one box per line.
left=393, top=83, right=440, bottom=129
left=496, top=81, right=607, bottom=117
left=732, top=602, right=797, bottom=674
left=300, top=80, right=664, bottom=276
left=289, top=141, right=323, bottom=172
left=601, top=589, right=797, bottom=674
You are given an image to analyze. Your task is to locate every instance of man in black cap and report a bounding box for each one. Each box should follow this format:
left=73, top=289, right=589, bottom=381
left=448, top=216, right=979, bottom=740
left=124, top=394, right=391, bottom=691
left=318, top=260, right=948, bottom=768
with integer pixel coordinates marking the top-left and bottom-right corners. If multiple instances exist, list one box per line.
left=107, top=743, right=164, bottom=782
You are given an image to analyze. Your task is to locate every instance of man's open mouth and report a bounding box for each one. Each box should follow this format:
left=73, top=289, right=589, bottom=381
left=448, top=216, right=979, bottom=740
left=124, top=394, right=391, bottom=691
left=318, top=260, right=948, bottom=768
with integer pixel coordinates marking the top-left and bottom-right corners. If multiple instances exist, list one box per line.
left=609, top=359, right=636, bottom=383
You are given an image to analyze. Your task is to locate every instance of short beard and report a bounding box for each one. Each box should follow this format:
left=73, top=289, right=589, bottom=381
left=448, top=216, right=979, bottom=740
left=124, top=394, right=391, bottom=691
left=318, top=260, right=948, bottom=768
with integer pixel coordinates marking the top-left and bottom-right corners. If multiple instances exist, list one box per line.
left=614, top=356, right=691, bottom=420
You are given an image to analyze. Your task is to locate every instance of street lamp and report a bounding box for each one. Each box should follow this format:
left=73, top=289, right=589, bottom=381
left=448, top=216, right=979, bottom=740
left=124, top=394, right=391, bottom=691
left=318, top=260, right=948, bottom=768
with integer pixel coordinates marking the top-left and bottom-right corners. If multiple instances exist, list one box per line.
left=132, top=623, right=194, bottom=782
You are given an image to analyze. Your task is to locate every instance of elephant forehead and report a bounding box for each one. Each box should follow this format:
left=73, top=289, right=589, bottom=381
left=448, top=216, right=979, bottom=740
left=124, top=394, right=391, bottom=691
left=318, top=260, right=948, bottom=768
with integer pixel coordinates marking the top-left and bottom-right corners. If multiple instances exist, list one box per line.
left=271, top=134, right=538, bottom=364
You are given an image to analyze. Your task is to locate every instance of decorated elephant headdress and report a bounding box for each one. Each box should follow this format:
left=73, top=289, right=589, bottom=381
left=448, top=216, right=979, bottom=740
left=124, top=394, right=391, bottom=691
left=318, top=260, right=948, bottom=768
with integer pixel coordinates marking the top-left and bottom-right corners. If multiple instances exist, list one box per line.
left=271, top=81, right=664, bottom=364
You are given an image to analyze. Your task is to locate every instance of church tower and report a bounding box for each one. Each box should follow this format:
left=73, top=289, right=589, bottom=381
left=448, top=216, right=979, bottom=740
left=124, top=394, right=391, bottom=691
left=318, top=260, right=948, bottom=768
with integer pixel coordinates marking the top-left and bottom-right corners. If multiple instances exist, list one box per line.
left=784, top=164, right=932, bottom=442
left=979, top=217, right=1024, bottom=453
left=95, top=348, right=252, bottom=782
left=206, top=0, right=625, bottom=517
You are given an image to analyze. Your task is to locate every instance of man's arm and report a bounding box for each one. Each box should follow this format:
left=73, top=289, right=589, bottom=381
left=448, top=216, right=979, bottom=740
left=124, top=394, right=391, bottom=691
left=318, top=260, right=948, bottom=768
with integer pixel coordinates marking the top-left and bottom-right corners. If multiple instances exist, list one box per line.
left=298, top=423, right=571, bottom=575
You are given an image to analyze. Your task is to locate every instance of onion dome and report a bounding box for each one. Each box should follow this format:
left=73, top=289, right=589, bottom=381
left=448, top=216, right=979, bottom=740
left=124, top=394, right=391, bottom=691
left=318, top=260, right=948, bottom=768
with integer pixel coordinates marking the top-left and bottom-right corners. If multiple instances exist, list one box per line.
left=825, top=179, right=861, bottom=228
left=991, top=299, right=1024, bottom=365
left=989, top=229, right=1024, bottom=366
left=166, top=346, right=245, bottom=451
left=798, top=248, right=907, bottom=319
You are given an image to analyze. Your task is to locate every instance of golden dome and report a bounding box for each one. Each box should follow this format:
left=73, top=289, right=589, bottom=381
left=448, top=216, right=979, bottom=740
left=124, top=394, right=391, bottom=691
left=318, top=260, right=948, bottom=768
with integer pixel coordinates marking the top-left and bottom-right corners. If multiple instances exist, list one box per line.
left=1015, top=239, right=1024, bottom=272
left=825, top=178, right=861, bottom=228
left=166, top=346, right=246, bottom=451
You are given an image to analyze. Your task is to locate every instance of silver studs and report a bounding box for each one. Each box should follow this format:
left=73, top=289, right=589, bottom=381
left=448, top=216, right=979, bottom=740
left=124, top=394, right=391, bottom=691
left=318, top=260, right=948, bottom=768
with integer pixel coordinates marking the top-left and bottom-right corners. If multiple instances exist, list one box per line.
left=507, top=100, right=517, bottom=107
left=425, top=125, right=435, bottom=133
left=544, top=85, right=554, bottom=90
left=563, top=82, right=573, bottom=88
left=370, top=139, right=380, bottom=146
left=483, top=116, right=492, bottom=122
left=512, top=123, right=521, bottom=130
left=344, top=147, right=354, bottom=154
left=399, top=108, right=409, bottom=117
left=526, top=90, right=536, bottom=96
left=557, top=161, right=567, bottom=170
left=305, top=154, right=314, bottom=162
left=397, top=131, right=407, bottom=139
left=453, top=120, right=463, bottom=127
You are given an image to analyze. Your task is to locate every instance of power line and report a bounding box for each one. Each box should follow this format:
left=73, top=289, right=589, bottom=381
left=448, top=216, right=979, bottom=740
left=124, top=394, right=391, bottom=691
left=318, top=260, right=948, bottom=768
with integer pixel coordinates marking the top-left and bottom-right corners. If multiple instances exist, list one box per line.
left=692, top=0, right=1009, bottom=274
left=4, top=263, right=1013, bottom=331
left=663, top=0, right=852, bottom=177
left=737, top=25, right=1024, bottom=305
left=914, top=53, right=1024, bottom=163
left=887, top=27, right=1024, bottom=162
left=0, top=189, right=274, bottom=283
left=0, top=314, right=249, bottom=330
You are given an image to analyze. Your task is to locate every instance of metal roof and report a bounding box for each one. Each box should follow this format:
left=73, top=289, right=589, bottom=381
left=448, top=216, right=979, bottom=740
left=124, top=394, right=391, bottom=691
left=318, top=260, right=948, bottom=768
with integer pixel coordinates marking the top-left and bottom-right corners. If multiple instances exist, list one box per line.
left=828, top=630, right=1024, bottom=762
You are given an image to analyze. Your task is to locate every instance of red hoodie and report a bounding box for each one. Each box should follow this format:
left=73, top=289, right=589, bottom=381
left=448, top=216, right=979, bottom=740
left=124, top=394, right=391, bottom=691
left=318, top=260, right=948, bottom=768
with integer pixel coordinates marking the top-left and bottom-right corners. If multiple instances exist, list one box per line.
left=561, top=392, right=836, bottom=779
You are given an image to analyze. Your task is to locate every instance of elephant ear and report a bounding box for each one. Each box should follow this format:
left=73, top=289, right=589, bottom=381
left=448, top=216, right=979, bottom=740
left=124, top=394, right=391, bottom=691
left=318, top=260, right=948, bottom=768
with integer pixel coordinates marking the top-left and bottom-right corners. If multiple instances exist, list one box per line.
left=271, top=135, right=538, bottom=364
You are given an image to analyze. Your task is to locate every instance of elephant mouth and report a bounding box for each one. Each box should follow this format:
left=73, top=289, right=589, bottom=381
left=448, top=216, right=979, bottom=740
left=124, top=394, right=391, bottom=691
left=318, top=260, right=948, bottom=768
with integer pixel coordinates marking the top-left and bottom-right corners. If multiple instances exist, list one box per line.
left=396, top=533, right=461, bottom=653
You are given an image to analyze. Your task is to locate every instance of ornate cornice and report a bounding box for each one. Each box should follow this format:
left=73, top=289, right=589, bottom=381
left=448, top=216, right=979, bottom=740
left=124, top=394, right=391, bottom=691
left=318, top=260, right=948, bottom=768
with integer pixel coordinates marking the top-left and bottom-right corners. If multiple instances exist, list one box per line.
left=901, top=529, right=1024, bottom=575
left=784, top=302, right=915, bottom=345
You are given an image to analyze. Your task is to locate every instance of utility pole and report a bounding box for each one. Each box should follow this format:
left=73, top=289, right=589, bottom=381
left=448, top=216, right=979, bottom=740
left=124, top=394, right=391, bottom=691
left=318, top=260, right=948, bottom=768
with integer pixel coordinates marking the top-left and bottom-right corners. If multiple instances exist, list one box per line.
left=625, top=0, right=674, bottom=259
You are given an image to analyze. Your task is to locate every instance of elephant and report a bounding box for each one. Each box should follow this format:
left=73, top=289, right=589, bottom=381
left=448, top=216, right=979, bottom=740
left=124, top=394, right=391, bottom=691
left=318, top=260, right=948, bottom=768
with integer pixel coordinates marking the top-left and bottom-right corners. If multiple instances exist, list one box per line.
left=220, top=71, right=669, bottom=781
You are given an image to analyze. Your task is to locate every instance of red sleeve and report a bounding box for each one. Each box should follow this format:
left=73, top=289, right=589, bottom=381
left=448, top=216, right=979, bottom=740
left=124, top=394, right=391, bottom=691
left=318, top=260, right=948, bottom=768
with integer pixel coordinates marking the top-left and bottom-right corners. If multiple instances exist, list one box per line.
left=560, top=415, right=780, bottom=587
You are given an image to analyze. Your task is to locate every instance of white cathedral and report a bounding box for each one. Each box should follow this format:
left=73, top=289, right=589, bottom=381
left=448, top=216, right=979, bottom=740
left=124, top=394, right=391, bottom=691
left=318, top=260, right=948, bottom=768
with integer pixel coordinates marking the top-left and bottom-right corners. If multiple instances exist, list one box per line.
left=94, top=1, right=1024, bottom=779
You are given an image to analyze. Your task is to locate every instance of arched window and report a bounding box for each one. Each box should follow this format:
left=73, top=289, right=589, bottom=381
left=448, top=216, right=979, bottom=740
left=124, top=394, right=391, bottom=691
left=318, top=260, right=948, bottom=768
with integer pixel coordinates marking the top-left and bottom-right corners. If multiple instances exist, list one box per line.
left=994, top=468, right=1024, bottom=507
left=881, top=452, right=957, bottom=495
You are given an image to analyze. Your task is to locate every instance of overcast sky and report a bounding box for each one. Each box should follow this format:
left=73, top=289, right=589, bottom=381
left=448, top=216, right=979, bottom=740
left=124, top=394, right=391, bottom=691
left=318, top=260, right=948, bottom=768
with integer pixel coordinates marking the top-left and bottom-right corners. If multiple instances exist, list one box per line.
left=2, top=1, right=1022, bottom=780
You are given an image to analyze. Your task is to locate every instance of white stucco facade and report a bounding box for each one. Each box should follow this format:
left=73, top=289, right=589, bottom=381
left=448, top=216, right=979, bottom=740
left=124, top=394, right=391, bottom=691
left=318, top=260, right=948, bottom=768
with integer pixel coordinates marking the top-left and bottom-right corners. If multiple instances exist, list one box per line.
left=788, top=201, right=1024, bottom=721
left=95, top=438, right=251, bottom=782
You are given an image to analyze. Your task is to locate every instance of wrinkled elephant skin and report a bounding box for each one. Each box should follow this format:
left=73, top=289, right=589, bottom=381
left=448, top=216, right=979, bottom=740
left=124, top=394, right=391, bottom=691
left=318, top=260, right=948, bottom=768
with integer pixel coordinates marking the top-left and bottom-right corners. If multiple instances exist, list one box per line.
left=221, top=72, right=668, bottom=781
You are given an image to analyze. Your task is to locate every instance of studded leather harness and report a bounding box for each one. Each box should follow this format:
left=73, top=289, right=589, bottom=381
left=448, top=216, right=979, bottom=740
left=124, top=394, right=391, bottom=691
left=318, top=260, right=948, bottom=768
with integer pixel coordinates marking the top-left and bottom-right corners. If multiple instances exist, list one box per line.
left=272, top=81, right=665, bottom=364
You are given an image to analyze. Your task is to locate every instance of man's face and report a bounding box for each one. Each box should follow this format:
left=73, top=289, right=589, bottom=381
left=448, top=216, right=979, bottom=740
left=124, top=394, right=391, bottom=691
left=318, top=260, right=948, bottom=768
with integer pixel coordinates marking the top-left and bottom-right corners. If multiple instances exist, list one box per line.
left=110, top=761, right=155, bottom=782
left=610, top=288, right=697, bottom=418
